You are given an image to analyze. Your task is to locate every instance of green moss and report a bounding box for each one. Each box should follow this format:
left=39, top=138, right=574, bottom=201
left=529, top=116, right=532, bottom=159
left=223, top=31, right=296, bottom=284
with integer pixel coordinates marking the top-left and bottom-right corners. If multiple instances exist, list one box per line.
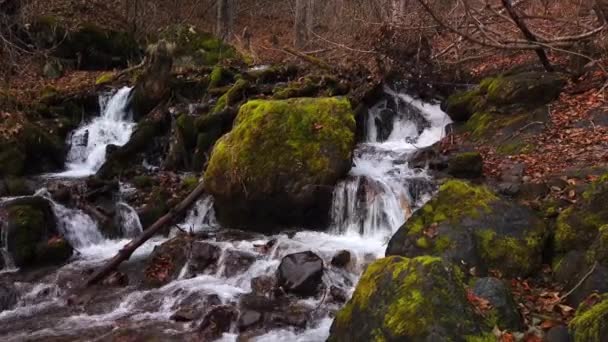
left=475, top=228, right=544, bottom=275
left=465, top=333, right=498, bottom=342
left=445, top=89, right=484, bottom=121
left=496, top=140, right=533, bottom=155
left=208, top=66, right=232, bottom=89
left=465, top=112, right=494, bottom=139
left=176, top=114, right=197, bottom=148
left=95, top=72, right=114, bottom=85
left=569, top=295, right=608, bottom=342
left=205, top=97, right=355, bottom=196
left=555, top=207, right=576, bottom=252
left=407, top=180, right=497, bottom=237
left=182, top=175, right=199, bottom=191
left=211, top=79, right=248, bottom=114
left=160, top=25, right=238, bottom=66
left=415, top=236, right=430, bottom=249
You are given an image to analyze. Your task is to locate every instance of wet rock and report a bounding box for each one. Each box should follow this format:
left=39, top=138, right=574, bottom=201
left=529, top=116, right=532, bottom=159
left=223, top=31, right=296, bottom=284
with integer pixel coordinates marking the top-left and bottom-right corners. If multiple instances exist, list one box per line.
left=374, top=108, right=396, bottom=142
left=222, top=249, right=257, bottom=278
left=101, top=271, right=129, bottom=287
left=238, top=310, right=263, bottom=331
left=545, top=325, right=571, bottom=342
left=387, top=180, right=548, bottom=277
left=473, top=277, right=522, bottom=331
left=0, top=177, right=33, bottom=197
left=199, top=305, right=238, bottom=340
left=331, top=250, right=351, bottom=269
left=409, top=144, right=448, bottom=171
left=204, top=97, right=355, bottom=231
left=171, top=307, right=199, bottom=322
left=569, top=294, right=608, bottom=342
left=328, top=256, right=489, bottom=341
left=144, top=235, right=190, bottom=286
left=189, top=241, right=221, bottom=274
left=277, top=251, right=324, bottom=297
left=446, top=151, right=483, bottom=179
left=329, top=285, right=347, bottom=304
left=3, top=196, right=74, bottom=268
left=253, top=238, right=277, bottom=254
left=0, top=282, right=18, bottom=312
left=250, top=275, right=276, bottom=297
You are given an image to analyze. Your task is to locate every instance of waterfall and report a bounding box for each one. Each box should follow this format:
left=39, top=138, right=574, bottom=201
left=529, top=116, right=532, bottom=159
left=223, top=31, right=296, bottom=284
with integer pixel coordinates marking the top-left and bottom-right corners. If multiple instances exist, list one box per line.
left=115, top=202, right=143, bottom=238
left=52, top=87, right=135, bottom=178
left=35, top=189, right=104, bottom=248
left=177, top=196, right=218, bottom=233
left=330, top=86, right=452, bottom=237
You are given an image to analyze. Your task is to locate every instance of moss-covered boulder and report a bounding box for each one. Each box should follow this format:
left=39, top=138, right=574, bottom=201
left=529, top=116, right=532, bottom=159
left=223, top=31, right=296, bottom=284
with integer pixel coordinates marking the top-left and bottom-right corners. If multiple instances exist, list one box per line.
left=159, top=24, right=239, bottom=68
left=328, top=256, right=490, bottom=342
left=445, top=72, right=565, bottom=158
left=2, top=196, right=73, bottom=268
left=386, top=180, right=547, bottom=277
left=204, top=97, right=355, bottom=230
left=0, top=115, right=65, bottom=177
left=30, top=18, right=140, bottom=70
left=554, top=174, right=608, bottom=253
left=569, top=294, right=608, bottom=342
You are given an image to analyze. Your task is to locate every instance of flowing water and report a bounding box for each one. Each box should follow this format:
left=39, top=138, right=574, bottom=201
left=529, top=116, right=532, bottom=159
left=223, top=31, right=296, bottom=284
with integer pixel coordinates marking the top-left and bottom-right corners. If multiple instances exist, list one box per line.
left=0, top=86, right=451, bottom=341
left=52, top=87, right=135, bottom=178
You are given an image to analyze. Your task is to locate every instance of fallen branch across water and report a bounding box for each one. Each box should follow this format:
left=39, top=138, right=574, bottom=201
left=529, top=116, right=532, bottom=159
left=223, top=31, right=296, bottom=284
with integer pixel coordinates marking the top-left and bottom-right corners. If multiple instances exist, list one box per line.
left=83, top=180, right=206, bottom=287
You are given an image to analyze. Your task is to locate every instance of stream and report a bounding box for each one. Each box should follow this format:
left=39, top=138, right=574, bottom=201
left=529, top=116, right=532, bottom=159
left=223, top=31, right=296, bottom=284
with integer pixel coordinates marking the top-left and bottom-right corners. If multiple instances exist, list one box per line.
left=0, top=86, right=450, bottom=341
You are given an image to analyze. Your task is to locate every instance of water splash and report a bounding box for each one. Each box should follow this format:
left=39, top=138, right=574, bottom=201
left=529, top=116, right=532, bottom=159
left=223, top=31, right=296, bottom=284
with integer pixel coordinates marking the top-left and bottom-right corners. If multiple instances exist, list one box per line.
left=52, top=87, right=135, bottom=178
left=177, top=196, right=217, bottom=233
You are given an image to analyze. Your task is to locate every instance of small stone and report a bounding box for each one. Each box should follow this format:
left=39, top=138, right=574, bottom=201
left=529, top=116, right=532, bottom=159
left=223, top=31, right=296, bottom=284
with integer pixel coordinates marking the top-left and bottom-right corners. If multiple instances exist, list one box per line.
left=331, top=250, right=351, bottom=268
left=199, top=305, right=238, bottom=340
left=329, top=285, right=347, bottom=304
left=222, top=249, right=256, bottom=278
left=473, top=277, right=522, bottom=331
left=189, top=241, right=221, bottom=274
left=238, top=310, right=262, bottom=331
left=250, top=275, right=276, bottom=297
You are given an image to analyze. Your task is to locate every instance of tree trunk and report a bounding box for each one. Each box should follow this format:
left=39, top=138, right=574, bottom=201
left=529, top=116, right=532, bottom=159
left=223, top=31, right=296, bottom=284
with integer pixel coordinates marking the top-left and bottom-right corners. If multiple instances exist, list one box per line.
left=216, top=0, right=236, bottom=41
left=83, top=181, right=207, bottom=287
left=295, top=0, right=308, bottom=48
left=501, top=0, right=553, bottom=72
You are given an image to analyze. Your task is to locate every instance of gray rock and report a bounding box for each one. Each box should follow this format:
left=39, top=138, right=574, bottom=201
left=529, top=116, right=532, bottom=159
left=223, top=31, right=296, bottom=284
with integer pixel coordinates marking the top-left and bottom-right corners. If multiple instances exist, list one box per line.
left=277, top=251, right=324, bottom=297
left=473, top=277, right=523, bottom=331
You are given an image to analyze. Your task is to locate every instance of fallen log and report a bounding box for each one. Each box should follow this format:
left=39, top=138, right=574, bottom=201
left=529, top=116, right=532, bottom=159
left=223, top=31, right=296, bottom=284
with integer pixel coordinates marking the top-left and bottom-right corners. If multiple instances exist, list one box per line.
left=83, top=181, right=206, bottom=287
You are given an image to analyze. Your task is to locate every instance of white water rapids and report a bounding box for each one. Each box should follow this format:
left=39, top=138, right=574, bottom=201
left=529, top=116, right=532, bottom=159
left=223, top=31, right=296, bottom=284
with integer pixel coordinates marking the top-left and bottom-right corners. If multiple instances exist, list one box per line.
left=0, top=86, right=451, bottom=341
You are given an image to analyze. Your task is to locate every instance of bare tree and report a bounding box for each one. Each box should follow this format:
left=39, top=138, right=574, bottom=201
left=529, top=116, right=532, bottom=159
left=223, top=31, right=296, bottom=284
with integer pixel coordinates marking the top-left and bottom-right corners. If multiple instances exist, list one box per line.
left=295, top=0, right=309, bottom=48
left=217, top=0, right=236, bottom=41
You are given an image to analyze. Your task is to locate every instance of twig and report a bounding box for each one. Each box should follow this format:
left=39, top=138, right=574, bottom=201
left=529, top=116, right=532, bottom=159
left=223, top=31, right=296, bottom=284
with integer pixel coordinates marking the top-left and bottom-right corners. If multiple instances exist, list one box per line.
left=560, top=261, right=598, bottom=301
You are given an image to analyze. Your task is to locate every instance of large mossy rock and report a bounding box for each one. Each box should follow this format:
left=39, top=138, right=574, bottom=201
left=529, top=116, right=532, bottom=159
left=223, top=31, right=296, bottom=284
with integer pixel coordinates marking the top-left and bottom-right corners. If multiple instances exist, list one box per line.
left=386, top=180, right=547, bottom=277
left=0, top=115, right=65, bottom=177
left=30, top=18, right=140, bottom=70
left=204, top=97, right=355, bottom=230
left=445, top=72, right=566, bottom=157
left=569, top=294, right=608, bottom=342
left=328, top=256, right=490, bottom=342
left=1, top=197, right=73, bottom=268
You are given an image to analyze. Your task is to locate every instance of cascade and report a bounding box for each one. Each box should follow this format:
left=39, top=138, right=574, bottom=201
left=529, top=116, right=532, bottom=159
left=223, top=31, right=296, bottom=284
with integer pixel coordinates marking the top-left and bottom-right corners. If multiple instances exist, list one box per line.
left=0, top=86, right=451, bottom=342
left=52, top=86, right=135, bottom=178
